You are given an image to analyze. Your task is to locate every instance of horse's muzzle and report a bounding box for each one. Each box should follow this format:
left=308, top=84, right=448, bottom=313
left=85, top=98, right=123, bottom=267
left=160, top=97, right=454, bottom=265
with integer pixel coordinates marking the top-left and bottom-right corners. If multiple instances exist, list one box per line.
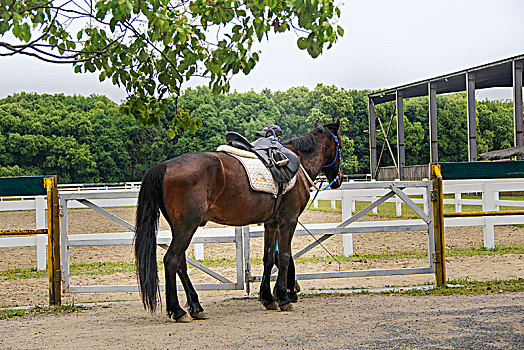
left=329, top=172, right=343, bottom=189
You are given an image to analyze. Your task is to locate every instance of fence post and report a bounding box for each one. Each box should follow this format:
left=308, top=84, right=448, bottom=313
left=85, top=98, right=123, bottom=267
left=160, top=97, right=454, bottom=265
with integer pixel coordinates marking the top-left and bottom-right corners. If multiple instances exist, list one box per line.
left=454, top=192, right=462, bottom=212
left=394, top=179, right=402, bottom=216
left=483, top=217, right=495, bottom=249
left=395, top=196, right=402, bottom=217
left=234, top=227, right=244, bottom=290
left=194, top=243, right=204, bottom=261
left=59, top=197, right=70, bottom=292
left=482, top=180, right=496, bottom=211
left=372, top=196, right=378, bottom=215
left=242, top=226, right=251, bottom=294
left=431, top=165, right=446, bottom=287
left=35, top=196, right=47, bottom=271
left=45, top=177, right=61, bottom=305
left=342, top=191, right=354, bottom=256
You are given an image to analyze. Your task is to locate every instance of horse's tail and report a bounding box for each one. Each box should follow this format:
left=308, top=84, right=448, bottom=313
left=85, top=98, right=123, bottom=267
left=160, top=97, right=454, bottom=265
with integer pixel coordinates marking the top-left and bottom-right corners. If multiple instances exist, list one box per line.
left=134, top=163, right=166, bottom=313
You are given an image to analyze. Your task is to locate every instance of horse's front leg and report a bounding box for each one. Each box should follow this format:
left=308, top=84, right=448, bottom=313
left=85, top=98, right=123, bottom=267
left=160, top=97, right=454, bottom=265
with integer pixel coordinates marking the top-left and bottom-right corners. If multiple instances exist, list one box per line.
left=260, top=222, right=278, bottom=310
left=274, top=219, right=298, bottom=311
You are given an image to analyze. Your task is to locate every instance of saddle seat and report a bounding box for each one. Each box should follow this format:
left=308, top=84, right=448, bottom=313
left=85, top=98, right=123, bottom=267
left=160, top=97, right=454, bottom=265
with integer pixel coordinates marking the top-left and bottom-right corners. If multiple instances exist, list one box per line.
left=225, top=132, right=300, bottom=184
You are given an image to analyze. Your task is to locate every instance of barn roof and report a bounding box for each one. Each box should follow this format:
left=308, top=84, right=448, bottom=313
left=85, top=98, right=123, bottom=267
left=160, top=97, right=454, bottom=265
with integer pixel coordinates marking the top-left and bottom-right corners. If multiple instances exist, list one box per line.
left=368, top=54, right=524, bottom=104
left=479, top=145, right=524, bottom=160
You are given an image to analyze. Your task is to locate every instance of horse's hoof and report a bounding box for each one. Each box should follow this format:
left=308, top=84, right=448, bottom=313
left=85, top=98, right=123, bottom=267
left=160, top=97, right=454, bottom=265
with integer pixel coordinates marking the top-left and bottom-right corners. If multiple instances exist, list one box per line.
left=288, top=291, right=299, bottom=303
left=264, top=301, right=279, bottom=310
left=175, top=314, right=193, bottom=323
left=279, top=302, right=294, bottom=312
left=191, top=311, right=208, bottom=320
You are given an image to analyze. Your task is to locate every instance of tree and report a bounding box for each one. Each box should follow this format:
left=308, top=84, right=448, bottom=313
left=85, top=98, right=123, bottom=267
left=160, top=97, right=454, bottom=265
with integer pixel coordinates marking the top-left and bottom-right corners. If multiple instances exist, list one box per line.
left=0, top=0, right=343, bottom=134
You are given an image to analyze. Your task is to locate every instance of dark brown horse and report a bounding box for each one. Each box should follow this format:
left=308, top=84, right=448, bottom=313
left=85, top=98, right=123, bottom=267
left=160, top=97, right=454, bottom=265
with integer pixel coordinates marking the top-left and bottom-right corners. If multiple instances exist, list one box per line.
left=134, top=120, right=343, bottom=322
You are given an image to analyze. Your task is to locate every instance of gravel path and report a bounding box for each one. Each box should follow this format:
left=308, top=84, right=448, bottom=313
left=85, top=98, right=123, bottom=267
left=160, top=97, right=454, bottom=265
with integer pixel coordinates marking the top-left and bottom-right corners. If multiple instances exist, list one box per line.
left=1, top=293, right=523, bottom=349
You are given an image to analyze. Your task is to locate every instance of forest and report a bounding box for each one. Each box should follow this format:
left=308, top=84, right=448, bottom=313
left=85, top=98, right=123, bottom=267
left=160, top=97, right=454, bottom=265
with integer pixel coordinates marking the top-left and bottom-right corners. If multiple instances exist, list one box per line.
left=0, top=86, right=515, bottom=183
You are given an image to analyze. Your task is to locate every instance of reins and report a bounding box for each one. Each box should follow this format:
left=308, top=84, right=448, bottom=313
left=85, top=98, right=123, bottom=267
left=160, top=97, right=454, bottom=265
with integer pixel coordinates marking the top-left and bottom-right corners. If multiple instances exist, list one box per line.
left=296, top=128, right=342, bottom=269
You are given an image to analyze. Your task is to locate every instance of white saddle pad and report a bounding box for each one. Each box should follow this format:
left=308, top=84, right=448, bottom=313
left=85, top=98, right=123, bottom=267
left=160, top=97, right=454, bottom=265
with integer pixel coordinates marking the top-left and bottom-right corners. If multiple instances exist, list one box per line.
left=217, top=146, right=296, bottom=195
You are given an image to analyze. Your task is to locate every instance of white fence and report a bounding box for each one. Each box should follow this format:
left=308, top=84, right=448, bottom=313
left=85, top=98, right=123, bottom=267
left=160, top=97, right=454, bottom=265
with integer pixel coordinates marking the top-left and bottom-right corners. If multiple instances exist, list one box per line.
left=2, top=179, right=524, bottom=271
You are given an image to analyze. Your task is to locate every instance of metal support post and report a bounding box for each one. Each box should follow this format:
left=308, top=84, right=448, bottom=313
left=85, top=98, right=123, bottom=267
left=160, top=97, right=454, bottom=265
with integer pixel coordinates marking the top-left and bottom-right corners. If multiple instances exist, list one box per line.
left=428, top=81, right=438, bottom=163
left=513, top=60, right=523, bottom=157
left=466, top=72, right=477, bottom=162
left=369, top=98, right=377, bottom=178
left=396, top=90, right=405, bottom=180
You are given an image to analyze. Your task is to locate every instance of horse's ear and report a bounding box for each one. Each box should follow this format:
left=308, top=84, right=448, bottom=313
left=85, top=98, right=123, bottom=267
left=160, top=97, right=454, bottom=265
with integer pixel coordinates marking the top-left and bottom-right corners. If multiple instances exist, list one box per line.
left=334, top=119, right=340, bottom=130
left=314, top=120, right=322, bottom=129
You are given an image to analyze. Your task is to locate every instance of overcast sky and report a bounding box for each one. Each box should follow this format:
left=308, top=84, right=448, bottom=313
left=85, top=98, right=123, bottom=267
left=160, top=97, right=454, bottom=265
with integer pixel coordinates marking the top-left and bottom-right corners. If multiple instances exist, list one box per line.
left=1, top=0, right=523, bottom=102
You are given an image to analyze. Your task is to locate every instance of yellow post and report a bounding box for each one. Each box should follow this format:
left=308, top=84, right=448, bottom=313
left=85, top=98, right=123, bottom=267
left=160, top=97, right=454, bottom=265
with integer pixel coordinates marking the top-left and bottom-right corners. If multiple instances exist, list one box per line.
left=430, top=164, right=447, bottom=287
left=45, top=176, right=61, bottom=305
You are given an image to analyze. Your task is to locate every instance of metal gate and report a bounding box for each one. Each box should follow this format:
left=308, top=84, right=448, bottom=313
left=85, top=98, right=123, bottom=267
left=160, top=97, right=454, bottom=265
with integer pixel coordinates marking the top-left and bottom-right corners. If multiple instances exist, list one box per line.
left=59, top=190, right=246, bottom=293
left=245, top=179, right=445, bottom=290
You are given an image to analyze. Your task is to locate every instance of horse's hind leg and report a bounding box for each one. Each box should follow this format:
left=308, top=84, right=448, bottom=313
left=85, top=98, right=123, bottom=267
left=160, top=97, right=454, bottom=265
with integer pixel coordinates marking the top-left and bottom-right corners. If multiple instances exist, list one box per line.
left=164, top=232, right=194, bottom=322
left=177, top=254, right=207, bottom=319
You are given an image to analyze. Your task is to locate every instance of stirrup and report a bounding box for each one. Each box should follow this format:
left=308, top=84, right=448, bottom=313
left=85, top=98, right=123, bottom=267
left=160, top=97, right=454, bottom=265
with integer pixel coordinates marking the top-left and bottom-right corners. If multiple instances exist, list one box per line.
left=271, top=150, right=289, bottom=167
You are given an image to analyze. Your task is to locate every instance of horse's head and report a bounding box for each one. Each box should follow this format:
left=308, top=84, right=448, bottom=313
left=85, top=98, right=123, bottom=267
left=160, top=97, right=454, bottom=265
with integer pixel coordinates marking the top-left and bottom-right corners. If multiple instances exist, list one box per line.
left=314, top=120, right=343, bottom=189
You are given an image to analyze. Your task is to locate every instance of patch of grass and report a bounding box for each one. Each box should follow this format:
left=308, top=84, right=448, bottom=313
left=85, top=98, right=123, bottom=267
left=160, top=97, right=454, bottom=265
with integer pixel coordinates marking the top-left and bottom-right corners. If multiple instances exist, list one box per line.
left=447, top=246, right=524, bottom=257
left=302, top=278, right=524, bottom=298
left=70, top=261, right=137, bottom=276
left=0, top=310, right=25, bottom=319
left=387, top=278, right=524, bottom=296
left=0, top=267, right=47, bottom=280
left=0, top=303, right=89, bottom=320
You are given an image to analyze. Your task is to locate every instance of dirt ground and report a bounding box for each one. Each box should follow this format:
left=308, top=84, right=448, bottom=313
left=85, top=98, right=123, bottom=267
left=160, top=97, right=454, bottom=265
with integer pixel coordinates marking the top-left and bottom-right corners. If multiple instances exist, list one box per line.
left=0, top=293, right=522, bottom=349
left=0, top=208, right=523, bottom=348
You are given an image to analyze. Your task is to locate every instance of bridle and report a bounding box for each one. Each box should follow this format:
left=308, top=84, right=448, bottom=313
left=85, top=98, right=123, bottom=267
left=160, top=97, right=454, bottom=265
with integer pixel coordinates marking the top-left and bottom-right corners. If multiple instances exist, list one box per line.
left=322, top=130, right=341, bottom=169
left=301, top=129, right=342, bottom=192
left=320, top=130, right=342, bottom=189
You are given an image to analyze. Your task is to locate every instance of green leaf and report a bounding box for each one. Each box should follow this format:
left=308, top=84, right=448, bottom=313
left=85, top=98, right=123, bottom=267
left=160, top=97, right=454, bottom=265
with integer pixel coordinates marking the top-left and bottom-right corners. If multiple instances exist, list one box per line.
left=49, top=36, right=57, bottom=47
left=21, top=23, right=31, bottom=42
left=98, top=71, right=107, bottom=81
left=85, top=61, right=95, bottom=73
left=337, top=26, right=344, bottom=37
left=297, top=37, right=308, bottom=50
left=58, top=43, right=65, bottom=55
left=12, top=23, right=20, bottom=39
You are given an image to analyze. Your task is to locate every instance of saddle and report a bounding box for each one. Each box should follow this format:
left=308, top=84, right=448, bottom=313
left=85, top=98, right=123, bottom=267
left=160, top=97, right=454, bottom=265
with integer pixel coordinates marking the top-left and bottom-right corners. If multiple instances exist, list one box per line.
left=225, top=132, right=300, bottom=184
left=225, top=132, right=301, bottom=223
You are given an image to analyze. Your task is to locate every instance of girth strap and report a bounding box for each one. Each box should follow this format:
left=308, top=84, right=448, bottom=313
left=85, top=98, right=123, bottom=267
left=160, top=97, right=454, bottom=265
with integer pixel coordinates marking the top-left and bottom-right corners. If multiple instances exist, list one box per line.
left=265, top=183, right=284, bottom=223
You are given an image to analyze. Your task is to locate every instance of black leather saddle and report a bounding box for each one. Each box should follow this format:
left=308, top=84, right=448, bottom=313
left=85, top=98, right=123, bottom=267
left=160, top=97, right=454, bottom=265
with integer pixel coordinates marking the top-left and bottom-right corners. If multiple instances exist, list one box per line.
left=225, top=132, right=300, bottom=184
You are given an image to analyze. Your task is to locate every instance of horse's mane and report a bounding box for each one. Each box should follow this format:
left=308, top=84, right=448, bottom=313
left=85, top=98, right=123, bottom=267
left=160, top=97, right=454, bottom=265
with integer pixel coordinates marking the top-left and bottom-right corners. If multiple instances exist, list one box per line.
left=288, top=132, right=316, bottom=153
left=287, top=121, right=339, bottom=154
left=288, top=128, right=327, bottom=153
